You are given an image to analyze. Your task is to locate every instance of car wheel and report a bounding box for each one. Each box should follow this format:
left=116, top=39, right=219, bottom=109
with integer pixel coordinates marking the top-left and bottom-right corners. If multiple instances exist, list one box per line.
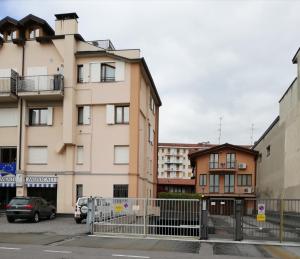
left=75, top=218, right=82, bottom=224
left=49, top=210, right=56, bottom=220
left=32, top=212, right=39, bottom=223
left=7, top=217, right=14, bottom=223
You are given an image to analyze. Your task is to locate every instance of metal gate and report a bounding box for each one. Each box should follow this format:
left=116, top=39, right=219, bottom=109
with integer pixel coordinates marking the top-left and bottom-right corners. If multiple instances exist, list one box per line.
left=87, top=198, right=200, bottom=239
left=87, top=197, right=300, bottom=242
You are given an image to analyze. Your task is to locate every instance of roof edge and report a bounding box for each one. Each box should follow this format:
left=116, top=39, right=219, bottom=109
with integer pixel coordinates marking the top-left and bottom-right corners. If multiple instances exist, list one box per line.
left=279, top=77, right=297, bottom=103
left=252, top=116, right=280, bottom=149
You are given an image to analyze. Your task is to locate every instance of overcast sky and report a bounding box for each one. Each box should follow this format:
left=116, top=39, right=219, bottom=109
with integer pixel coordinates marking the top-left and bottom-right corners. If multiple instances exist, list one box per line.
left=1, top=0, right=299, bottom=145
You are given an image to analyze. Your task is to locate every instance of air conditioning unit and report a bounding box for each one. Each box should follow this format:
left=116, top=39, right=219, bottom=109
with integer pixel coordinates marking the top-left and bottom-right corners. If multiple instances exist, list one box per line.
left=244, top=187, right=253, bottom=194
left=238, top=163, right=247, bottom=169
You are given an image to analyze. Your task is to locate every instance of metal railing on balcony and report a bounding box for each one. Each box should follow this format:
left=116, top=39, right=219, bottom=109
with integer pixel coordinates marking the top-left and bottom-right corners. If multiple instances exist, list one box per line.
left=209, top=161, right=237, bottom=170
left=17, top=74, right=64, bottom=93
left=0, top=77, right=16, bottom=94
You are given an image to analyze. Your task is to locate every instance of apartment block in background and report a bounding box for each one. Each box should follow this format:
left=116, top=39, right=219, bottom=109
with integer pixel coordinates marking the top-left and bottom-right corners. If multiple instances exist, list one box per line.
left=0, top=13, right=161, bottom=213
left=157, top=142, right=214, bottom=193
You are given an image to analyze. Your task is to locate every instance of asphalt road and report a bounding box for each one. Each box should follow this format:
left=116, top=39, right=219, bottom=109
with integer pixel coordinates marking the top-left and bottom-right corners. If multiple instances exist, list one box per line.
left=0, top=243, right=275, bottom=259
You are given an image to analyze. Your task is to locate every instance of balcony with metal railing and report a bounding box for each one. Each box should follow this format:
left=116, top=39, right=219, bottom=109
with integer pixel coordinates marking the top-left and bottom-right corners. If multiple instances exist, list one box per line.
left=0, top=77, right=17, bottom=102
left=209, top=161, right=237, bottom=172
left=17, top=74, right=64, bottom=101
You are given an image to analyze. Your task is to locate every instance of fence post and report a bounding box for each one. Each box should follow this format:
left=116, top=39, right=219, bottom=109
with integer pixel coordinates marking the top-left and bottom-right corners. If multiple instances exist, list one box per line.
left=87, top=196, right=95, bottom=235
left=279, top=197, right=284, bottom=242
left=143, top=198, right=148, bottom=237
left=235, top=199, right=243, bottom=241
left=200, top=199, right=208, bottom=240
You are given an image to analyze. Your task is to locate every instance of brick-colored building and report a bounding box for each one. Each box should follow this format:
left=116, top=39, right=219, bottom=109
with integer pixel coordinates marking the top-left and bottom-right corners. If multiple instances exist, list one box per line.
left=189, top=143, right=258, bottom=199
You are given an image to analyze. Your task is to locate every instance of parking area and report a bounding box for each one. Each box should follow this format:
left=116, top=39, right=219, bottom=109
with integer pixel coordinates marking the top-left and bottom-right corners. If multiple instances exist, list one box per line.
left=0, top=213, right=88, bottom=236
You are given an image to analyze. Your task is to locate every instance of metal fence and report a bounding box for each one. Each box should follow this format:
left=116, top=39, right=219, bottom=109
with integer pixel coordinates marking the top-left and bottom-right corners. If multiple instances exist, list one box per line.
left=87, top=197, right=300, bottom=242
left=88, top=198, right=200, bottom=239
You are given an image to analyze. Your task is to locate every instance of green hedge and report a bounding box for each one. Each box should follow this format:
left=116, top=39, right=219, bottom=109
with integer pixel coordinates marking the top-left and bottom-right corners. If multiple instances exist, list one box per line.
left=157, top=192, right=203, bottom=200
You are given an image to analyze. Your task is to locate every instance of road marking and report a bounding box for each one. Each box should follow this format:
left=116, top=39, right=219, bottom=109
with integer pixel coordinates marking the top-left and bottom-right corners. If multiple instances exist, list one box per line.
left=0, top=247, right=21, bottom=250
left=112, top=254, right=150, bottom=259
left=44, top=250, right=72, bottom=254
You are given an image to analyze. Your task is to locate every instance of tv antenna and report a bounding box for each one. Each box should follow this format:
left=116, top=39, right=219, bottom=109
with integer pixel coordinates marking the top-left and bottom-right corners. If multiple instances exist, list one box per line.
left=250, top=123, right=255, bottom=145
left=218, top=117, right=222, bottom=144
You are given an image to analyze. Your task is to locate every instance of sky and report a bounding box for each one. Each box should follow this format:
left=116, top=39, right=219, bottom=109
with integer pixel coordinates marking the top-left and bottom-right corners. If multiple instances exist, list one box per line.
left=1, top=0, right=299, bottom=145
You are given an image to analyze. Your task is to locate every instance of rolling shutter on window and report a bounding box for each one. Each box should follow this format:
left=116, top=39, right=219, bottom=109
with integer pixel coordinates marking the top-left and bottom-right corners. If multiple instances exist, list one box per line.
left=106, top=105, right=115, bottom=124
left=83, top=64, right=90, bottom=83
left=0, top=108, right=18, bottom=127
left=83, top=106, right=91, bottom=125
left=115, top=61, right=125, bottom=81
left=90, top=63, right=101, bottom=82
left=47, top=107, right=53, bottom=126
left=28, top=147, right=48, bottom=164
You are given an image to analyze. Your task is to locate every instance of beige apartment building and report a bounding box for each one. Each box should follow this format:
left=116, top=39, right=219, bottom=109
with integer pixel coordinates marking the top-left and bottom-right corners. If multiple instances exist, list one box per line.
left=157, top=142, right=214, bottom=193
left=0, top=13, right=161, bottom=213
left=253, top=48, right=300, bottom=199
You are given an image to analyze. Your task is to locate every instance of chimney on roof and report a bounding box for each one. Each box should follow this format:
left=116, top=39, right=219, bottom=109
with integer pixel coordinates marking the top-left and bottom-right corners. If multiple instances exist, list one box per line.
left=54, top=12, right=78, bottom=35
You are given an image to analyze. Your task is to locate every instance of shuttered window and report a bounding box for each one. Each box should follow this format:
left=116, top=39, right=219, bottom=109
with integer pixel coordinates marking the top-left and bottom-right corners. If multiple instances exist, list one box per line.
left=114, top=146, right=129, bottom=164
left=28, top=146, right=47, bottom=164
left=77, top=146, right=84, bottom=164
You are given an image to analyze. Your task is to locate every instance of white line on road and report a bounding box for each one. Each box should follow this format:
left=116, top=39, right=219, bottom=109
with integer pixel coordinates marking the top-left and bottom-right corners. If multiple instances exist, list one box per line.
left=112, top=254, right=150, bottom=259
left=0, top=247, right=21, bottom=250
left=44, top=250, right=72, bottom=254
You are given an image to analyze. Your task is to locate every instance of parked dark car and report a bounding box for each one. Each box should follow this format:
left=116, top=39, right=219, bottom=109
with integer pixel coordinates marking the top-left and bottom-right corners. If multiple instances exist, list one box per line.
left=6, top=197, right=56, bottom=223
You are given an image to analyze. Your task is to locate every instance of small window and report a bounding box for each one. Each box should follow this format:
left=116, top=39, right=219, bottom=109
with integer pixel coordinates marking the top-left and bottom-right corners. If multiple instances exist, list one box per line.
left=114, top=145, right=129, bottom=164
left=113, top=184, right=128, bottom=198
left=29, top=108, right=47, bottom=126
left=149, top=96, right=155, bottom=112
left=101, top=63, right=115, bottom=82
left=28, top=146, right=47, bottom=164
left=266, top=145, right=271, bottom=157
left=115, top=106, right=129, bottom=124
left=78, top=107, right=84, bottom=125
left=77, top=65, right=83, bottom=83
left=199, top=174, right=207, bottom=186
left=77, top=146, right=84, bottom=164
left=29, top=28, right=39, bottom=39
left=76, top=184, right=83, bottom=201
left=148, top=124, right=154, bottom=144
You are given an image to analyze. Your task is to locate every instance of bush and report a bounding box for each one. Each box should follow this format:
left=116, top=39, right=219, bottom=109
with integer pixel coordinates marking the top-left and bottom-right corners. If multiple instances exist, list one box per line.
left=157, top=192, right=203, bottom=200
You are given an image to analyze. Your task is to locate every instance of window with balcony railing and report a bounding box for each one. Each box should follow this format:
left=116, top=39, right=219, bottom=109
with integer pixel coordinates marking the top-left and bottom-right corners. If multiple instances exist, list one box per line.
left=18, top=74, right=63, bottom=92
left=209, top=174, right=219, bottom=192
left=209, top=153, right=219, bottom=169
left=226, top=153, right=236, bottom=169
left=224, top=174, right=235, bottom=193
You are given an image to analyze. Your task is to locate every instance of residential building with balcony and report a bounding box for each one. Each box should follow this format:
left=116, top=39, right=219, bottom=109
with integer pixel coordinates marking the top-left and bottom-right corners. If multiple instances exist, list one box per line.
left=189, top=143, right=258, bottom=203
left=0, top=13, right=161, bottom=213
left=157, top=142, right=214, bottom=194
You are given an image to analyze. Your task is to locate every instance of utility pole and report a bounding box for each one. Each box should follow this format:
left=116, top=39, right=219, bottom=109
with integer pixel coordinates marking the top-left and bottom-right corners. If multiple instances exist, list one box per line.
left=218, top=117, right=222, bottom=144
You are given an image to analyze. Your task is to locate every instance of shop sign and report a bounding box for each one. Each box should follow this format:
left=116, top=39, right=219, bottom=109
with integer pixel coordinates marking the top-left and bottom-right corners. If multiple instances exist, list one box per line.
left=0, top=175, right=15, bottom=183
left=25, top=176, right=57, bottom=184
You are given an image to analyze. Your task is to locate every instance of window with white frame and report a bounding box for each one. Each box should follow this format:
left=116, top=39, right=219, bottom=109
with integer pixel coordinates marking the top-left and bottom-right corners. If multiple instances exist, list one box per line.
left=29, top=108, right=47, bottom=126
left=114, top=146, right=129, bottom=164
left=78, top=106, right=90, bottom=125
left=28, top=146, right=47, bottom=164
left=115, top=106, right=129, bottom=124
left=77, top=146, right=84, bottom=164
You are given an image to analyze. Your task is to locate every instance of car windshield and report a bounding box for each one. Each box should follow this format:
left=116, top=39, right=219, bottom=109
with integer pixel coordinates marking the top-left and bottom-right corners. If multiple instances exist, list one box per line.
left=78, top=198, right=87, bottom=206
left=9, top=198, right=30, bottom=205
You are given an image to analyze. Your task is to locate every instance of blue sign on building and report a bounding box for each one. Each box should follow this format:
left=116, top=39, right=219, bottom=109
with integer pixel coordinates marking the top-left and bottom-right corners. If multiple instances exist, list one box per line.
left=0, top=162, right=16, bottom=176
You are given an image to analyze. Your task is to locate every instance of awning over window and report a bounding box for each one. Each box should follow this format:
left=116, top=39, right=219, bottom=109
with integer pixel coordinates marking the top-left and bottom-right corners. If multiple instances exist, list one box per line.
left=26, top=183, right=56, bottom=188
left=0, top=182, right=15, bottom=187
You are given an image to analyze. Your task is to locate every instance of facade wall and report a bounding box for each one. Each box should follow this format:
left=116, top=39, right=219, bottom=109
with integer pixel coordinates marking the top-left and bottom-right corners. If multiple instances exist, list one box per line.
left=255, top=75, right=300, bottom=199
left=0, top=14, right=160, bottom=213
